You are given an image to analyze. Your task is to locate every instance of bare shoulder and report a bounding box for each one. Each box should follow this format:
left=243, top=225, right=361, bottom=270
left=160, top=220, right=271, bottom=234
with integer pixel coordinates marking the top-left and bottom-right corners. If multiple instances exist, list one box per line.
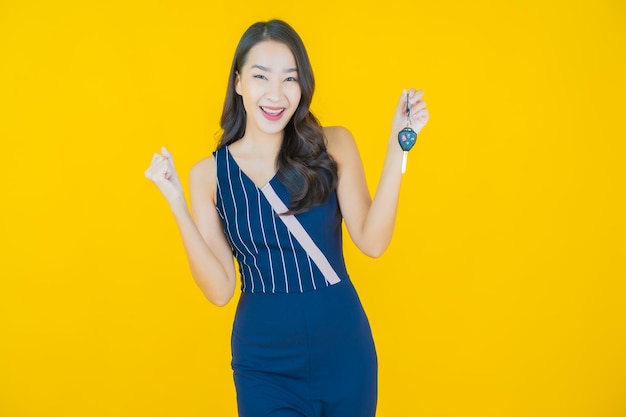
left=189, top=154, right=217, bottom=202
left=190, top=155, right=216, bottom=181
left=323, top=126, right=358, bottom=163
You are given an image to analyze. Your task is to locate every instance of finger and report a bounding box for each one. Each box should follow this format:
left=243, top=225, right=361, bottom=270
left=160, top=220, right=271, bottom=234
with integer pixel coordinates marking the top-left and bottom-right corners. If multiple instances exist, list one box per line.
left=152, top=152, right=165, bottom=166
left=146, top=159, right=170, bottom=179
left=414, top=109, right=430, bottom=122
left=146, top=156, right=163, bottom=178
left=161, top=146, right=172, bottom=159
left=156, top=159, right=170, bottom=171
left=395, top=89, right=408, bottom=113
left=411, top=101, right=427, bottom=113
left=412, top=107, right=429, bottom=117
left=409, top=89, right=425, bottom=104
left=412, top=113, right=427, bottom=123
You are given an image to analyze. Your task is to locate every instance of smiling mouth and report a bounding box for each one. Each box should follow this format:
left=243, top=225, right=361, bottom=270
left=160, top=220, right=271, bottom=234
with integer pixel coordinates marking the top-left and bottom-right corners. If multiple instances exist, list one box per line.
left=260, top=106, right=285, bottom=116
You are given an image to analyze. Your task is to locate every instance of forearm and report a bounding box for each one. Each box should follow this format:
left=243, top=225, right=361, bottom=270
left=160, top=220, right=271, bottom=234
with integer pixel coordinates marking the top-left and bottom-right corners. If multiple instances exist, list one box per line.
left=169, top=203, right=235, bottom=306
left=337, top=89, right=427, bottom=258
left=360, top=132, right=405, bottom=257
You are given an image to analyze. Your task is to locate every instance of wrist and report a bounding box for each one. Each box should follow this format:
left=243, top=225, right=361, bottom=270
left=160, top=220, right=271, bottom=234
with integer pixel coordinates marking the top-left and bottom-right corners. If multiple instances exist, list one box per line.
left=387, top=130, right=404, bottom=151
left=169, top=197, right=189, bottom=216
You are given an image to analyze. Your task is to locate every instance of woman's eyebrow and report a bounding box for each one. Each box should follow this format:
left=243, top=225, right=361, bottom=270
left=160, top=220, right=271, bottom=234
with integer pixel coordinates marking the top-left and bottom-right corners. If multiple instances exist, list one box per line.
left=251, top=64, right=298, bottom=73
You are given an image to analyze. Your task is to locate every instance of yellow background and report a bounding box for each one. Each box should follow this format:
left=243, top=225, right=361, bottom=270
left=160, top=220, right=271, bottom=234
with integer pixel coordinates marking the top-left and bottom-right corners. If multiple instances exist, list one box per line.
left=1, top=0, right=625, bottom=416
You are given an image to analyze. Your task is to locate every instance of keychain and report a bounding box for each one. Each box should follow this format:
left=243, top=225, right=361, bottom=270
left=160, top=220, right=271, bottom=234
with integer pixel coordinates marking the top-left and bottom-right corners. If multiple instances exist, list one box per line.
left=398, top=92, right=417, bottom=174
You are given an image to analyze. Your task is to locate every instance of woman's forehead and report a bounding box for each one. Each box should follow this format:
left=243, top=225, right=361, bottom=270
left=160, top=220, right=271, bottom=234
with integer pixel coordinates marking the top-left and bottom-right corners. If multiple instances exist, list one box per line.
left=243, top=41, right=297, bottom=71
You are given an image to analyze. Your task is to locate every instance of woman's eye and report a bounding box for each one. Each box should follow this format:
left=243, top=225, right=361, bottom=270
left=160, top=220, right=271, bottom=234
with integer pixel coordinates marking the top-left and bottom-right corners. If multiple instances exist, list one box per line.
left=285, top=77, right=298, bottom=82
left=253, top=74, right=267, bottom=80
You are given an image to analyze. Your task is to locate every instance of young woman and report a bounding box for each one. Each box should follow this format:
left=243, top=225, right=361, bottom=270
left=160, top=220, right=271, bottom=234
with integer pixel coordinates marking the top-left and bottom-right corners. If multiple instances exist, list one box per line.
left=145, top=19, right=428, bottom=417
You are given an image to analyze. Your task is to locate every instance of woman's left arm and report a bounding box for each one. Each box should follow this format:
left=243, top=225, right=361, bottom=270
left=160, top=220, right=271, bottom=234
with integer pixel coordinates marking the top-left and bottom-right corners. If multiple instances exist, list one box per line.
left=328, top=89, right=429, bottom=258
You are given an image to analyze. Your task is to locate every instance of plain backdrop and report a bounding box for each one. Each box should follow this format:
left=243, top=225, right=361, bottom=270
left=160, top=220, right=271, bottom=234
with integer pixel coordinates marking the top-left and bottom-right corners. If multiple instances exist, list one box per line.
left=1, top=1, right=625, bottom=416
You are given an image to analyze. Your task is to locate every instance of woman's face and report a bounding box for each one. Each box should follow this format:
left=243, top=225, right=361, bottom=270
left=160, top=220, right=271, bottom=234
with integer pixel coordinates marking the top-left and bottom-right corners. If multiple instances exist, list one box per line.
left=235, top=40, right=302, bottom=138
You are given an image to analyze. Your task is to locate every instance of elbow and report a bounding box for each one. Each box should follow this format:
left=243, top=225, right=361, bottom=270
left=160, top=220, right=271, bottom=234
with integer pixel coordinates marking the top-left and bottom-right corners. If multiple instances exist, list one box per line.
left=364, top=250, right=384, bottom=259
left=361, top=244, right=388, bottom=259
left=197, top=277, right=235, bottom=307
left=207, top=291, right=233, bottom=307
left=354, top=226, right=394, bottom=258
left=211, top=297, right=232, bottom=307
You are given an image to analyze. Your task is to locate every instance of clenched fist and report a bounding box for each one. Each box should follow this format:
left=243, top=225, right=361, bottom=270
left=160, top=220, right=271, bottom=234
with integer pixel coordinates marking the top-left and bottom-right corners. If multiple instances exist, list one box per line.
left=144, top=146, right=185, bottom=209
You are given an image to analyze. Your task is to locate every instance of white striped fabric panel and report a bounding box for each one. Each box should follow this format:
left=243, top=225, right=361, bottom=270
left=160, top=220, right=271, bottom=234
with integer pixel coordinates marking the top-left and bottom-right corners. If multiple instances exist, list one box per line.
left=260, top=183, right=341, bottom=286
left=237, top=168, right=265, bottom=293
left=225, top=151, right=256, bottom=291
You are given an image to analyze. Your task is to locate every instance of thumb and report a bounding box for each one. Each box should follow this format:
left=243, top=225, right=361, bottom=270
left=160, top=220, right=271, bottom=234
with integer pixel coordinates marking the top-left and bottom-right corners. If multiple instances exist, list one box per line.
left=160, top=146, right=181, bottom=185
left=161, top=146, right=172, bottom=159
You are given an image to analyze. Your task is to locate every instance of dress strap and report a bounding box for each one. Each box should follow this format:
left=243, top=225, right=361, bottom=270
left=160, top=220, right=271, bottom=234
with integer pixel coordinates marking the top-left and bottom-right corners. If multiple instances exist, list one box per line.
left=260, top=183, right=341, bottom=285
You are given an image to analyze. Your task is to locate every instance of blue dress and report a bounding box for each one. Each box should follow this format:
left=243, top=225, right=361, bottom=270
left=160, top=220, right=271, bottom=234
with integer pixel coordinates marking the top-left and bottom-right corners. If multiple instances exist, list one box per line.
left=214, top=146, right=377, bottom=417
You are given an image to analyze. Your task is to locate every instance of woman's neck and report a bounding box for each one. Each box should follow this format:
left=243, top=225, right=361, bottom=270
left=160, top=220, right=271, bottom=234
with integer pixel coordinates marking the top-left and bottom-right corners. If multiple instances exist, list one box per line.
left=238, top=129, right=284, bottom=157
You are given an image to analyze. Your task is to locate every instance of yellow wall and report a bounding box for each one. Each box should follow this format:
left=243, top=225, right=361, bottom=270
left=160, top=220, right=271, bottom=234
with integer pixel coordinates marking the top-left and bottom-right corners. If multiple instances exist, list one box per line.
left=1, top=1, right=625, bottom=416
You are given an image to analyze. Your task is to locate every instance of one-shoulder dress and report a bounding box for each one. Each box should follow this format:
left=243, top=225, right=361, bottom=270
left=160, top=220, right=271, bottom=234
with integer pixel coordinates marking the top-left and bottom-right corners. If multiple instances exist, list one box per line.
left=213, top=146, right=377, bottom=417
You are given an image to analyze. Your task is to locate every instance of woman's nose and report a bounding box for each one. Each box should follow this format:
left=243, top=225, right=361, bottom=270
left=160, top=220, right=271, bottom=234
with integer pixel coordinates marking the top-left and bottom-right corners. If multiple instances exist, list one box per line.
left=266, top=80, right=283, bottom=100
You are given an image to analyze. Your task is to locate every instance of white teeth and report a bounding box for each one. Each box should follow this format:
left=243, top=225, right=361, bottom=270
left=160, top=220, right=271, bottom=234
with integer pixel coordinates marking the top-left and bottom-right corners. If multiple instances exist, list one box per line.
left=261, top=107, right=285, bottom=115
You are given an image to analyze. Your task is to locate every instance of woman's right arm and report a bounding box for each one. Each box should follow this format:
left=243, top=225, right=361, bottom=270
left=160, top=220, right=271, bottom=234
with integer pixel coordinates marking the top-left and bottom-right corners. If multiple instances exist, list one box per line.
left=145, top=149, right=237, bottom=306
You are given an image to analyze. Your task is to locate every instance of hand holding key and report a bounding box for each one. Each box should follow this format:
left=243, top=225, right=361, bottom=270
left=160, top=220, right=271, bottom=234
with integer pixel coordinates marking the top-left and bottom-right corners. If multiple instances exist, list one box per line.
left=393, top=89, right=429, bottom=173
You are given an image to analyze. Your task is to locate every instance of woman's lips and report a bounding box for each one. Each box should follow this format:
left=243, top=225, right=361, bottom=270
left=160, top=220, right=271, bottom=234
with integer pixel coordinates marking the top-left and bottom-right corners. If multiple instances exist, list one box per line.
left=260, top=106, right=286, bottom=121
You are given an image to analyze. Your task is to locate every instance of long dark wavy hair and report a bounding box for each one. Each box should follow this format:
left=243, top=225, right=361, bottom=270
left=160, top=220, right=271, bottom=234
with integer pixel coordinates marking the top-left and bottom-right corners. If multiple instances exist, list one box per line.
left=217, top=20, right=338, bottom=214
